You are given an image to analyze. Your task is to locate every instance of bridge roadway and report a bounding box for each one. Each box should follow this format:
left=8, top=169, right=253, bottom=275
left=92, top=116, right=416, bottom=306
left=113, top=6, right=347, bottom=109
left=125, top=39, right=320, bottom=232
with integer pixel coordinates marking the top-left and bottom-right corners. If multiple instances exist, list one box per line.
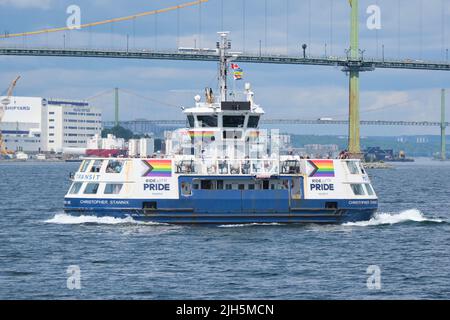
left=103, top=119, right=449, bottom=129
left=2, top=47, right=450, bottom=71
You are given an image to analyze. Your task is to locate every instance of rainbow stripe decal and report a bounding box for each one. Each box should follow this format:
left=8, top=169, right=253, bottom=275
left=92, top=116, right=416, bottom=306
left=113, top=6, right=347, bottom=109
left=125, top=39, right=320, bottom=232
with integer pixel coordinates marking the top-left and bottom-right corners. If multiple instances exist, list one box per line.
left=246, top=131, right=260, bottom=138
left=308, top=160, right=335, bottom=177
left=188, top=131, right=215, bottom=138
left=143, top=160, right=172, bottom=177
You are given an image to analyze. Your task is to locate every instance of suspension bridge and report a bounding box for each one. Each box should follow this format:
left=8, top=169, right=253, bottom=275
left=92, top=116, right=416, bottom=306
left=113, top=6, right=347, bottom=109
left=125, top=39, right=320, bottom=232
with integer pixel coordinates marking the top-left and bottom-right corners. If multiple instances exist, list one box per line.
left=104, top=119, right=450, bottom=129
left=1, top=0, right=449, bottom=158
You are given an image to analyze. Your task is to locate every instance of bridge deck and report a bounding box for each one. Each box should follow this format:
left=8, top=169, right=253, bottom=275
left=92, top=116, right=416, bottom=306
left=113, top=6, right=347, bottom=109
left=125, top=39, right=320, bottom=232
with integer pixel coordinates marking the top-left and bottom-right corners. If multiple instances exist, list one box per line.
left=2, top=47, right=450, bottom=71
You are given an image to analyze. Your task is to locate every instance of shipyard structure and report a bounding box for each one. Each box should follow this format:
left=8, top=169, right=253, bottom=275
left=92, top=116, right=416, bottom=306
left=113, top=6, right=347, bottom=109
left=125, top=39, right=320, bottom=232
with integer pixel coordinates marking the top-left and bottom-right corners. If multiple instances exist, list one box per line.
left=1, top=96, right=102, bottom=153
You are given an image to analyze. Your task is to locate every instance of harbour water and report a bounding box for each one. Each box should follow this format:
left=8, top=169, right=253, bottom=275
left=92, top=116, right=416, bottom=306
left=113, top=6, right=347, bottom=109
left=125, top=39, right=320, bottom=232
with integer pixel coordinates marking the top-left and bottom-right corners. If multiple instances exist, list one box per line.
left=0, top=159, right=449, bottom=299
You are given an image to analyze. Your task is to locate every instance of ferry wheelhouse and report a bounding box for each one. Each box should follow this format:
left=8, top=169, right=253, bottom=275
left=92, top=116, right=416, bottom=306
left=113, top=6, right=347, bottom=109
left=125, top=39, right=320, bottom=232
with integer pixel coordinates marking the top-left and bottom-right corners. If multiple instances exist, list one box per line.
left=64, top=32, right=377, bottom=224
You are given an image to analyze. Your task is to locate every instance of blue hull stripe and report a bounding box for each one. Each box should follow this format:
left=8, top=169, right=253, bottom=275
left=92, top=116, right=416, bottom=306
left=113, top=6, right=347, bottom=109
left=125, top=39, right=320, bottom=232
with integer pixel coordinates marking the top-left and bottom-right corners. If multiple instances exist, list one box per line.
left=63, top=196, right=377, bottom=224
left=63, top=208, right=376, bottom=224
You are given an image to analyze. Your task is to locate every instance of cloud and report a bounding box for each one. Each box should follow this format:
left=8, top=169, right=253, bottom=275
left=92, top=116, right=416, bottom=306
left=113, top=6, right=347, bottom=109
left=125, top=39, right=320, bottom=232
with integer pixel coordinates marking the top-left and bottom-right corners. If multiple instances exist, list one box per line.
left=0, top=0, right=53, bottom=10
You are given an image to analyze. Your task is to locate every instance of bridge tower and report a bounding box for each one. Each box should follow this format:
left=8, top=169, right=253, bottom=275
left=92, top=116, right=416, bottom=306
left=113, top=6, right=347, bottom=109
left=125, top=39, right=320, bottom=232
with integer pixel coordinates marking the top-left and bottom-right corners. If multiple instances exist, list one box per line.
left=115, top=87, right=119, bottom=127
left=347, top=0, right=361, bottom=157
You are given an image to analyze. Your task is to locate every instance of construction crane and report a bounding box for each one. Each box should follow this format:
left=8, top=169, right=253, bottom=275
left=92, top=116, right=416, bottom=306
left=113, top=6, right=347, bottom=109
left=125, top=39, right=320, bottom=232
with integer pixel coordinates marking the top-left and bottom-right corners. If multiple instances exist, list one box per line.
left=0, top=76, right=21, bottom=155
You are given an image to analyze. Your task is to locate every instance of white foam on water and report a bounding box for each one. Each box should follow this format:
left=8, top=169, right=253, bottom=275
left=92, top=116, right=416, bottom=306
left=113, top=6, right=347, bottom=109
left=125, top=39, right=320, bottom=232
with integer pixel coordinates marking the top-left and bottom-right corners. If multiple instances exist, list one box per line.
left=343, top=209, right=443, bottom=227
left=218, top=222, right=283, bottom=228
left=45, top=213, right=163, bottom=225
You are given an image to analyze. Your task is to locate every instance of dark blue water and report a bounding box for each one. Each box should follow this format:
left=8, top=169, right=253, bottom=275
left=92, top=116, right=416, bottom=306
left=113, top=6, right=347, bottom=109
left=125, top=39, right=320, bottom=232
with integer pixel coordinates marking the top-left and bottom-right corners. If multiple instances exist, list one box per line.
left=0, top=160, right=449, bottom=299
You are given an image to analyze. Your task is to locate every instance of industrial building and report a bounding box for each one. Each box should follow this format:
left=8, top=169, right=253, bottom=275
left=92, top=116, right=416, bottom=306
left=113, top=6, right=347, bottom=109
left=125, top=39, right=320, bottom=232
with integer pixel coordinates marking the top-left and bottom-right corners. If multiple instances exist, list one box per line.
left=1, top=96, right=102, bottom=153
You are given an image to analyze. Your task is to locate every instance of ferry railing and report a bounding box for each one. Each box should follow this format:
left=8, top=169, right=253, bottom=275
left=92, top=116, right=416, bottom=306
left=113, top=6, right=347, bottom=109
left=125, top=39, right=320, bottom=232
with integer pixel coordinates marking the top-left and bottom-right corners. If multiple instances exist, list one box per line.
left=174, top=158, right=300, bottom=176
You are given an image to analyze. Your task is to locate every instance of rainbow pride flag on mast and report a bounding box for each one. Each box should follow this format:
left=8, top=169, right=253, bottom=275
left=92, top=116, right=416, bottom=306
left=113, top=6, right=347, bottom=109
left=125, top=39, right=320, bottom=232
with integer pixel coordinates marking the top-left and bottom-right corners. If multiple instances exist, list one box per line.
left=231, top=63, right=243, bottom=80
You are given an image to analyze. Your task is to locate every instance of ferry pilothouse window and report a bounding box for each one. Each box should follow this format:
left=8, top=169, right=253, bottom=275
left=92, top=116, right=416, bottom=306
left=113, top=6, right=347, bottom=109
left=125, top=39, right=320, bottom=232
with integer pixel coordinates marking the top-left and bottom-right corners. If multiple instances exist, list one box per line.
left=350, top=184, right=366, bottom=196
left=106, top=160, right=124, bottom=173
left=104, top=184, right=123, bottom=195
left=90, top=160, right=102, bottom=173
left=223, top=116, right=245, bottom=128
left=84, top=183, right=100, bottom=194
left=247, top=116, right=260, bottom=128
left=79, top=160, right=90, bottom=173
left=346, top=161, right=360, bottom=174
left=69, top=182, right=83, bottom=194
left=197, top=115, right=218, bottom=127
left=187, top=115, right=195, bottom=128
left=223, top=130, right=243, bottom=139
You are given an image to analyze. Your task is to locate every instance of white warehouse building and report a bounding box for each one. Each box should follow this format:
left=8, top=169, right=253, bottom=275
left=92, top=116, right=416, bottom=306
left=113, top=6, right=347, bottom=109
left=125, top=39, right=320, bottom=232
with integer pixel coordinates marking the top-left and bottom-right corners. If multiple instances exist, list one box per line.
left=1, top=96, right=102, bottom=153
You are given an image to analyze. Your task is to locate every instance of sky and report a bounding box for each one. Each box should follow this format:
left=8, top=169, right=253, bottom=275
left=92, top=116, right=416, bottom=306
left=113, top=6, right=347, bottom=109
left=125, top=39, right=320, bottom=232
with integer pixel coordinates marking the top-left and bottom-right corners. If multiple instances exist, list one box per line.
left=0, top=0, right=449, bottom=136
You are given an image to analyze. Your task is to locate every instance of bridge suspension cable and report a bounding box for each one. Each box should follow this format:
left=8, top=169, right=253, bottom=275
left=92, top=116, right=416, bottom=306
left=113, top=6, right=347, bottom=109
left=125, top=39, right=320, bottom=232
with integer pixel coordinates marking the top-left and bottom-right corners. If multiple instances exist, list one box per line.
left=327, top=98, right=420, bottom=119
left=0, top=0, right=209, bottom=39
left=119, top=88, right=180, bottom=108
left=85, top=88, right=115, bottom=101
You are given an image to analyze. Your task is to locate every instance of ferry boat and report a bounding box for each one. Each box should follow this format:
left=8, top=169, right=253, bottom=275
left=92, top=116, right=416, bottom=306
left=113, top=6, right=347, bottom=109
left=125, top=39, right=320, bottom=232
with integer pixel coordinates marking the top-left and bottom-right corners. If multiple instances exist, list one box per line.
left=63, top=32, right=378, bottom=224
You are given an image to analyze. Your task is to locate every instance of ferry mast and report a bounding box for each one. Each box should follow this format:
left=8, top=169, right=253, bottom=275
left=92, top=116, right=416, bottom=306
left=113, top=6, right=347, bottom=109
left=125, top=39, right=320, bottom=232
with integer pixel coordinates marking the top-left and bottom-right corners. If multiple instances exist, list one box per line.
left=217, top=32, right=230, bottom=102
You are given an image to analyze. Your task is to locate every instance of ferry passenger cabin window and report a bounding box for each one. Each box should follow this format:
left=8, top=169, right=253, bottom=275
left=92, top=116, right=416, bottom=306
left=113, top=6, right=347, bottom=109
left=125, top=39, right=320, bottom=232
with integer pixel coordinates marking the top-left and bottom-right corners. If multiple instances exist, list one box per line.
left=365, top=184, right=375, bottom=196
left=79, top=160, right=90, bottom=173
left=90, top=160, right=102, bottom=173
left=106, top=160, right=124, bottom=173
left=197, top=115, right=218, bottom=127
left=69, top=182, right=83, bottom=194
left=247, top=116, right=260, bottom=128
left=181, top=182, right=192, bottom=196
left=223, top=116, right=245, bottom=128
left=104, top=183, right=123, bottom=195
left=84, top=183, right=100, bottom=194
left=201, top=180, right=213, bottom=190
left=187, top=115, right=195, bottom=128
left=346, top=161, right=360, bottom=174
left=350, top=184, right=365, bottom=196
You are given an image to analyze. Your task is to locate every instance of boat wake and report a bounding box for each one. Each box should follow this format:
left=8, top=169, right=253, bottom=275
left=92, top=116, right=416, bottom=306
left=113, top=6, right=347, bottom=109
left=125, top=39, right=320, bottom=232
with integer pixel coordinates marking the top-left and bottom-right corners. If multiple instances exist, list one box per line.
left=218, top=223, right=283, bottom=228
left=343, top=209, right=444, bottom=227
left=44, top=213, right=164, bottom=225
left=45, top=210, right=444, bottom=227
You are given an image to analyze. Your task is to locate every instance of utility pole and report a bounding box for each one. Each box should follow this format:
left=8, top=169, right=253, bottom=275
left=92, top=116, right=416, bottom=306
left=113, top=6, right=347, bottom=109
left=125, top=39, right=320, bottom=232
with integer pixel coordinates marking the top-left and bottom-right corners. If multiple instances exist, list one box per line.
left=348, top=0, right=361, bottom=157
left=115, top=88, right=119, bottom=127
left=441, top=88, right=446, bottom=160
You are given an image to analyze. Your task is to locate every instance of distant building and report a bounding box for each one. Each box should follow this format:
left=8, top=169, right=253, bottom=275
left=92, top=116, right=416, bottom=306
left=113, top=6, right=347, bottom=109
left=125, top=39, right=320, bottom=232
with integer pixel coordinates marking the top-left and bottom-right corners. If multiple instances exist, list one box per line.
left=128, top=137, right=155, bottom=157
left=1, top=96, right=102, bottom=153
left=87, top=134, right=125, bottom=150
left=304, top=144, right=339, bottom=158
left=364, top=147, right=394, bottom=162
left=86, top=134, right=127, bottom=158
